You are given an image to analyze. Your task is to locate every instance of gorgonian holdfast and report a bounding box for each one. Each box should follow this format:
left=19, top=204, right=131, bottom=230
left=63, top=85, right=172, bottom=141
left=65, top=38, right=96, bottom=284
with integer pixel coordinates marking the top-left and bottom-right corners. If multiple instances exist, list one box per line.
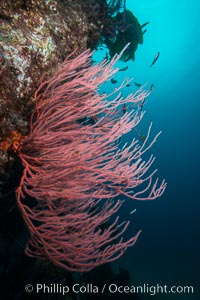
left=14, top=45, right=166, bottom=272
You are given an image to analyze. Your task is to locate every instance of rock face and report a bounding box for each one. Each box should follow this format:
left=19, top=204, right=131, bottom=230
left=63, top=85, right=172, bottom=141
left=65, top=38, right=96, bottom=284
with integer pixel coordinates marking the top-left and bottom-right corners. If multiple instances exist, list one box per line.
left=0, top=0, right=109, bottom=181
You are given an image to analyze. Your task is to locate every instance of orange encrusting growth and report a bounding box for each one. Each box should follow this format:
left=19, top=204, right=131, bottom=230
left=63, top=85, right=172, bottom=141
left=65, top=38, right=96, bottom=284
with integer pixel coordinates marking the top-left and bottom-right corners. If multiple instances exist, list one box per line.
left=0, top=130, right=23, bottom=152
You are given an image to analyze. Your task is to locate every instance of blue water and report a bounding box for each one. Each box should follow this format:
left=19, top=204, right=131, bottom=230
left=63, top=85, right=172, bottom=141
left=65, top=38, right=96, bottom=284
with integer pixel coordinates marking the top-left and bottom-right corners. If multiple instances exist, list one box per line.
left=95, top=0, right=200, bottom=298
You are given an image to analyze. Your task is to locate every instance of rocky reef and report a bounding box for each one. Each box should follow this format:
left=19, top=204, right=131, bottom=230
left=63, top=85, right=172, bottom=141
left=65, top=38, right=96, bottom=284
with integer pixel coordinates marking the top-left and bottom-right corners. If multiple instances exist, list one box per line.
left=0, top=0, right=121, bottom=182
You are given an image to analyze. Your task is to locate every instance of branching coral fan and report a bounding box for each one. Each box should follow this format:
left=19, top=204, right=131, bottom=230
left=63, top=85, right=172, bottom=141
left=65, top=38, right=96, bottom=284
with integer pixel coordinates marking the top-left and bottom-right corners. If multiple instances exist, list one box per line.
left=15, top=47, right=166, bottom=272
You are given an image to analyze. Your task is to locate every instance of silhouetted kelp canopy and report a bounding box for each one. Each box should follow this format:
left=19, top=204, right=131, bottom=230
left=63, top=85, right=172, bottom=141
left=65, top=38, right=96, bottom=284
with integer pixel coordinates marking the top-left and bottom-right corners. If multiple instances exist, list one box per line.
left=104, top=9, right=144, bottom=61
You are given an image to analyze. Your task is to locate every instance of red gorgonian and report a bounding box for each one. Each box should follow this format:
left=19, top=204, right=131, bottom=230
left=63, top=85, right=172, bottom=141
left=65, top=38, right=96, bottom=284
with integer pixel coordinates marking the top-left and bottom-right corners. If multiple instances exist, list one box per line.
left=14, top=47, right=166, bottom=272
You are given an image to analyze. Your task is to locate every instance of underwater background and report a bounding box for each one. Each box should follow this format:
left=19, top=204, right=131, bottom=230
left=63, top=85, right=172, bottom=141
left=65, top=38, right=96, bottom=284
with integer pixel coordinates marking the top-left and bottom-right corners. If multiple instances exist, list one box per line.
left=0, top=0, right=199, bottom=299
left=93, top=0, right=200, bottom=299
